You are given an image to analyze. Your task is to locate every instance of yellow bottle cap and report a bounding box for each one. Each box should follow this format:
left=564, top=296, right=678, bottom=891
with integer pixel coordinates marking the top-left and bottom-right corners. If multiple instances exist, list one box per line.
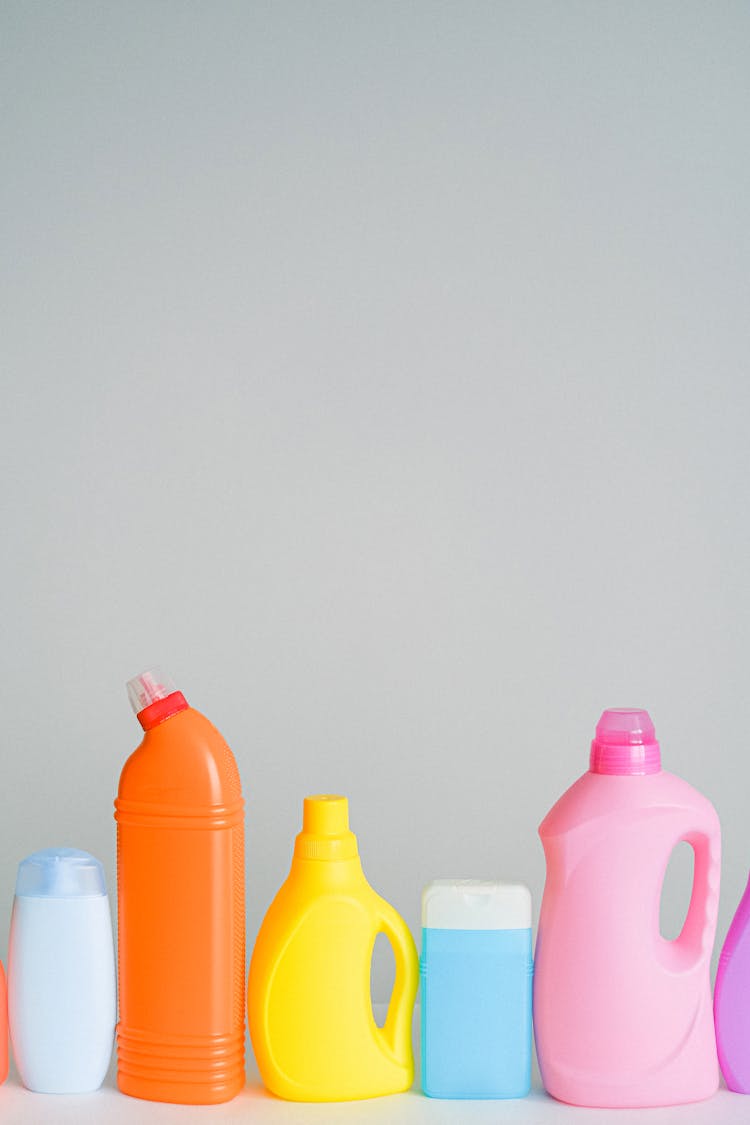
left=294, top=795, right=359, bottom=860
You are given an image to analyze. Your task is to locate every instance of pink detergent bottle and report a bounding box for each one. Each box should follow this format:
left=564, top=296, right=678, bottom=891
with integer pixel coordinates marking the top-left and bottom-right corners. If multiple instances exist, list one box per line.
left=534, top=709, right=721, bottom=1108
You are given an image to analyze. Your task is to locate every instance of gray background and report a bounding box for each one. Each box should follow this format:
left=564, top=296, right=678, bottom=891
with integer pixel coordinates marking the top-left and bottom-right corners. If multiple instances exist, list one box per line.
left=2, top=1, right=749, bottom=1002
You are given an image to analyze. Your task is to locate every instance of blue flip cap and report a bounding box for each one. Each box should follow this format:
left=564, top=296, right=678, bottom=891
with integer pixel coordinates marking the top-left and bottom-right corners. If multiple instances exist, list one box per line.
left=15, top=848, right=107, bottom=898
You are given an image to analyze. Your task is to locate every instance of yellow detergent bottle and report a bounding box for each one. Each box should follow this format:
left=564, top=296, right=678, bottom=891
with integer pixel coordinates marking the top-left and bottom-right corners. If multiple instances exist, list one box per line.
left=248, top=794, right=418, bottom=1101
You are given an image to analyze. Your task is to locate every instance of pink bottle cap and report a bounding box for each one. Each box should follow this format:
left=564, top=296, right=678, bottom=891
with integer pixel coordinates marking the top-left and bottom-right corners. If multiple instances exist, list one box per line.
left=589, top=709, right=661, bottom=775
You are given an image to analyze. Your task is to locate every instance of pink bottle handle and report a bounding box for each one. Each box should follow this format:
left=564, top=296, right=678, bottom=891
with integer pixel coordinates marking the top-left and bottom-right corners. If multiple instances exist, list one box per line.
left=668, top=826, right=721, bottom=970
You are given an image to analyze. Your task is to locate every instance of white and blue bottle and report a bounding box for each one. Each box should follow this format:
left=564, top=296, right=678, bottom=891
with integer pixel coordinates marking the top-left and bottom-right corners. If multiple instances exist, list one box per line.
left=420, top=880, right=533, bottom=1099
left=8, top=848, right=116, bottom=1093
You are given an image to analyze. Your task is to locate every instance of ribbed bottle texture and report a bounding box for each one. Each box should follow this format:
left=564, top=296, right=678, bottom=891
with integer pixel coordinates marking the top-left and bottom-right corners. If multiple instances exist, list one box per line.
left=116, top=1027, right=245, bottom=1103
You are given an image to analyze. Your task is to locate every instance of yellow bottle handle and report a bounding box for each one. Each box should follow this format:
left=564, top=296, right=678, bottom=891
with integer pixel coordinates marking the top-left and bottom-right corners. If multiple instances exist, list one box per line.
left=373, top=901, right=419, bottom=1064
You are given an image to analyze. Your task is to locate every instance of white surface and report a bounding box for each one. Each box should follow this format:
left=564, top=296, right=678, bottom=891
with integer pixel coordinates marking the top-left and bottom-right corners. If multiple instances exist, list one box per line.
left=422, top=881, right=532, bottom=930
left=0, top=1068, right=747, bottom=1125
left=0, top=1010, right=742, bottom=1124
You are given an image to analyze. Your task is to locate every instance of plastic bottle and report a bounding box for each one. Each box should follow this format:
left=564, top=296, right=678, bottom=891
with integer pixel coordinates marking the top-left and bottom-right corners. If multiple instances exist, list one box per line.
left=714, top=873, right=750, bottom=1092
left=420, top=880, right=533, bottom=1099
left=115, top=669, right=245, bottom=1104
left=8, top=848, right=116, bottom=1093
left=248, top=794, right=418, bottom=1101
left=534, top=709, right=720, bottom=1108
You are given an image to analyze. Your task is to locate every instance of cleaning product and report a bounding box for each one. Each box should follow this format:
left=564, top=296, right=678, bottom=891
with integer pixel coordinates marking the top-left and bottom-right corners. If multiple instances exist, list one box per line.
left=248, top=794, right=418, bottom=1101
left=115, top=669, right=245, bottom=1104
left=534, top=708, right=720, bottom=1108
left=714, top=872, right=750, bottom=1092
left=8, top=848, right=116, bottom=1093
left=420, top=880, right=532, bottom=1099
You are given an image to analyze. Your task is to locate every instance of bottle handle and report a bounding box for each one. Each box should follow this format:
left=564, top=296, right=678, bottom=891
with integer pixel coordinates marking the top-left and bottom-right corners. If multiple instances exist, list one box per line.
left=373, top=902, right=418, bottom=1063
left=669, top=823, right=721, bottom=970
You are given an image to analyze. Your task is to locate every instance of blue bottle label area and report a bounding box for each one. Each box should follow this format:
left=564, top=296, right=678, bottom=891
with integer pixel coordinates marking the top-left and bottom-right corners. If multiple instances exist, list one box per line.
left=420, top=927, right=533, bottom=1099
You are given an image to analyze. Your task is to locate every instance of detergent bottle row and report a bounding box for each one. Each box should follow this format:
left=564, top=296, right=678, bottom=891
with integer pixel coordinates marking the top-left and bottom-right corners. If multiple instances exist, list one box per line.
left=0, top=677, right=737, bottom=1110
left=111, top=679, right=733, bottom=1110
left=112, top=678, right=728, bottom=1110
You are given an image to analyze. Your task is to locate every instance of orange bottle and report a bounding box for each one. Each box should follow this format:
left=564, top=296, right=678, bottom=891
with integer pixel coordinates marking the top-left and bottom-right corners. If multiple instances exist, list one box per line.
left=115, top=669, right=245, bottom=1104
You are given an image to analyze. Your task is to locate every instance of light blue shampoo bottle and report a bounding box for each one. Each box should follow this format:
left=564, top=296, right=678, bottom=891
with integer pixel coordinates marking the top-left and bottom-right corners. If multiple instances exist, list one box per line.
left=420, top=880, right=532, bottom=1099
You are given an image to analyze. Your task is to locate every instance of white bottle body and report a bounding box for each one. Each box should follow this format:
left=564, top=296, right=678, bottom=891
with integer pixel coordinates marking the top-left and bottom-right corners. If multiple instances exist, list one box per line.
left=8, top=894, right=116, bottom=1092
